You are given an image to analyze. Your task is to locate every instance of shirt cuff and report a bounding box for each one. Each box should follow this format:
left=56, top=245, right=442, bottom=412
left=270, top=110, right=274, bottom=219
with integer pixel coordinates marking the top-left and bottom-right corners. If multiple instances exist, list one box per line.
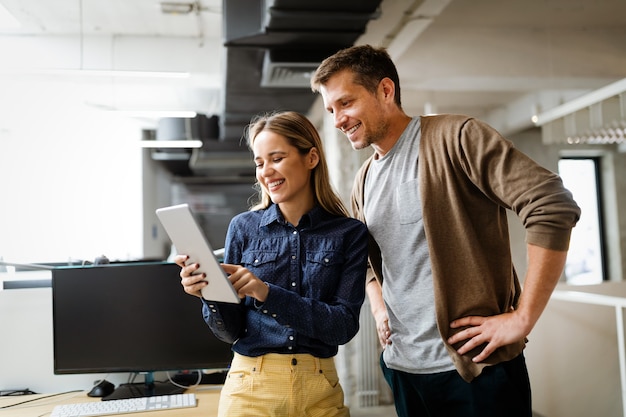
left=253, top=281, right=270, bottom=309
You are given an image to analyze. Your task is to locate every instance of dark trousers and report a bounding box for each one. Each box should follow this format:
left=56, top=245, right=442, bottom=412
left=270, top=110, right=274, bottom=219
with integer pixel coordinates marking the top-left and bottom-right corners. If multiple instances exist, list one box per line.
left=380, top=353, right=532, bottom=417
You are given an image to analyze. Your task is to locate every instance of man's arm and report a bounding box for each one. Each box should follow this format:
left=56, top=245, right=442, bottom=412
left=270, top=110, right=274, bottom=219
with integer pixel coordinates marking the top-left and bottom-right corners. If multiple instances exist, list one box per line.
left=447, top=243, right=567, bottom=362
left=366, top=277, right=392, bottom=348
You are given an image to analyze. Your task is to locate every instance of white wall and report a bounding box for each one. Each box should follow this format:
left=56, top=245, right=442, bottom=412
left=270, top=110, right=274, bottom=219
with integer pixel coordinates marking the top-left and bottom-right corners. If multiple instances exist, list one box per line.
left=526, top=281, right=626, bottom=417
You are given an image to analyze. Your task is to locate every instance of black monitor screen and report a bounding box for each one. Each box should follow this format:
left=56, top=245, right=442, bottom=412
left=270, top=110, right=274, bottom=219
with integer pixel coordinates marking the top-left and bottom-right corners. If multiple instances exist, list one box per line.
left=51, top=262, right=232, bottom=378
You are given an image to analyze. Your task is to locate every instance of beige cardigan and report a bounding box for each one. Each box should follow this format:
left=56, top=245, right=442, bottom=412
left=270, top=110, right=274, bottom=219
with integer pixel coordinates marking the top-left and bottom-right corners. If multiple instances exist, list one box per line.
left=350, top=114, right=581, bottom=382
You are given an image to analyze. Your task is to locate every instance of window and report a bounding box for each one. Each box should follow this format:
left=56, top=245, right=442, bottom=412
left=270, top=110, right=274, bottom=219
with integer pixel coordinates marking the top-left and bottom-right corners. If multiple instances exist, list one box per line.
left=0, top=108, right=145, bottom=266
left=558, top=157, right=606, bottom=284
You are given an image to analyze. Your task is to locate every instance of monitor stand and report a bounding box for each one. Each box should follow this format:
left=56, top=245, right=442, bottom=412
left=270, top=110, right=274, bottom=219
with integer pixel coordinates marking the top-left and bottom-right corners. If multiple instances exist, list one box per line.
left=102, top=372, right=185, bottom=401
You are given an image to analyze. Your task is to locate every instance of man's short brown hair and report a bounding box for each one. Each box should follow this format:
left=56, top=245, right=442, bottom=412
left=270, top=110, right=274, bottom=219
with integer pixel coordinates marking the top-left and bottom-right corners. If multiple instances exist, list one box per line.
left=310, top=44, right=402, bottom=107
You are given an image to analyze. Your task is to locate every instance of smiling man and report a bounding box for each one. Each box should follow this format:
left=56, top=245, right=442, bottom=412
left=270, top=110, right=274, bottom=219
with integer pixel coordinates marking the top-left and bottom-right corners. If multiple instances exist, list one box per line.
left=311, top=45, right=581, bottom=417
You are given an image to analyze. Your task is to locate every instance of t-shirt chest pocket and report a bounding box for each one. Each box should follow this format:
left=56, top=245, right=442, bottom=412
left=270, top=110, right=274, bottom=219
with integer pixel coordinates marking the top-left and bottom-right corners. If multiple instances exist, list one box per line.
left=395, top=179, right=422, bottom=225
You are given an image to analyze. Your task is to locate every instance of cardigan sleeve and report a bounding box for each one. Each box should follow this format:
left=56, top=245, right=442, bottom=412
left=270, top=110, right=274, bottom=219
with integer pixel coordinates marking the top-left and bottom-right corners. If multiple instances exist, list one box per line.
left=350, top=156, right=384, bottom=284
left=456, top=117, right=581, bottom=251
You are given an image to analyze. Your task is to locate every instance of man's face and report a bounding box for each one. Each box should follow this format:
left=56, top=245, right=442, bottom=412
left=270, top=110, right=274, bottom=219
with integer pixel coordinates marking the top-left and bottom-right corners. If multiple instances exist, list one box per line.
left=319, top=70, right=389, bottom=151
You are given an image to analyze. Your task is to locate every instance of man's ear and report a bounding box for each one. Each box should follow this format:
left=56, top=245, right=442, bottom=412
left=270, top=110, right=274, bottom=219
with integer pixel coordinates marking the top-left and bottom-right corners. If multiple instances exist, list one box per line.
left=308, top=147, right=320, bottom=169
left=379, top=77, right=396, bottom=103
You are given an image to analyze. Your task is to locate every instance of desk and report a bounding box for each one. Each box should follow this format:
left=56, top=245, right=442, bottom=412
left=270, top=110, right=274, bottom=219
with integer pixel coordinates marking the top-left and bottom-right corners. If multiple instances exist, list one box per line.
left=0, top=387, right=221, bottom=417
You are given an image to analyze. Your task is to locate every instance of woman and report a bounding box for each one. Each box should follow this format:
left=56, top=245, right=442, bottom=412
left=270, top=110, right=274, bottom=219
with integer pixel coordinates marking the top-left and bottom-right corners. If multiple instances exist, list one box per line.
left=175, top=111, right=368, bottom=417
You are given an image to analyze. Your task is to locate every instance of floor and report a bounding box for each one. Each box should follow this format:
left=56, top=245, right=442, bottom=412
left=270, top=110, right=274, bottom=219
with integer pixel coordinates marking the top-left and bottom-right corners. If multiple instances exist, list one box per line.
left=350, top=406, right=546, bottom=417
left=351, top=405, right=397, bottom=417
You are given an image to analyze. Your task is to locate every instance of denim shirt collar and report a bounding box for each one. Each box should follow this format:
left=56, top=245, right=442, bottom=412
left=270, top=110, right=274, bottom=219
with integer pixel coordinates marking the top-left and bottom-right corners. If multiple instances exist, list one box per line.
left=260, top=203, right=323, bottom=229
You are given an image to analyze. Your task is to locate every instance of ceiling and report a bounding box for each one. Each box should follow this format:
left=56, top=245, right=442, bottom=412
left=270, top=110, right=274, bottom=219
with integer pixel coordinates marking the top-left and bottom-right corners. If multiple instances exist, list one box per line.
left=1, top=0, right=625, bottom=172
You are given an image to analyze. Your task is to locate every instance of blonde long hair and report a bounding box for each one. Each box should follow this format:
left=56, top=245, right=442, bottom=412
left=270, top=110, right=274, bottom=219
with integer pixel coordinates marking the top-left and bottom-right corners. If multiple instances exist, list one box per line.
left=245, top=111, right=348, bottom=218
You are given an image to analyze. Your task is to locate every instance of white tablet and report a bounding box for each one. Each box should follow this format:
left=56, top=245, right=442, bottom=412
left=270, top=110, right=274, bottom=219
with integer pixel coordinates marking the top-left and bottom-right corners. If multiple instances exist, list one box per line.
left=156, top=204, right=240, bottom=304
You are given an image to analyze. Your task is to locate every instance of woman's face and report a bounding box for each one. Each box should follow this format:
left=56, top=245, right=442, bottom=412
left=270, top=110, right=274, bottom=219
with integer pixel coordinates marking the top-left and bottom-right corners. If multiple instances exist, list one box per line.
left=253, top=130, right=318, bottom=208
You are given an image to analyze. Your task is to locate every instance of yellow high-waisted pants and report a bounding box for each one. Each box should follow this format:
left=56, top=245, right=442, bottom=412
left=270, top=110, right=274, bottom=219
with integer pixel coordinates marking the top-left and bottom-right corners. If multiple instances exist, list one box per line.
left=218, top=352, right=349, bottom=417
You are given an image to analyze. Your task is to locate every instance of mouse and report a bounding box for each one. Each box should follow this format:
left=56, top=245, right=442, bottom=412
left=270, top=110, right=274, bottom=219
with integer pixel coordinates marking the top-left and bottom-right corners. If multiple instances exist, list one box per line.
left=87, top=379, right=115, bottom=397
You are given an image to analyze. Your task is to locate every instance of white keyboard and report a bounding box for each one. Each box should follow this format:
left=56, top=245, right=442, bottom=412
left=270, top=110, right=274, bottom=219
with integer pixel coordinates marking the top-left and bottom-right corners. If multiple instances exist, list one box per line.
left=50, top=393, right=197, bottom=417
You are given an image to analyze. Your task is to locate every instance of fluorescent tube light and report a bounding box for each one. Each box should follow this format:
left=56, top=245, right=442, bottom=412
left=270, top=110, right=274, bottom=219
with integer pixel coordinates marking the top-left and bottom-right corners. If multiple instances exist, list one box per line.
left=160, top=2, right=195, bottom=14
left=140, top=140, right=203, bottom=149
left=115, top=110, right=198, bottom=118
left=28, top=69, right=190, bottom=79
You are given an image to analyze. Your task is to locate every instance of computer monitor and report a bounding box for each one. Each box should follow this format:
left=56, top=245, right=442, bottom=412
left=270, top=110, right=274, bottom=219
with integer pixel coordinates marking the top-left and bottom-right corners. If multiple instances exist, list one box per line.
left=51, top=262, right=233, bottom=400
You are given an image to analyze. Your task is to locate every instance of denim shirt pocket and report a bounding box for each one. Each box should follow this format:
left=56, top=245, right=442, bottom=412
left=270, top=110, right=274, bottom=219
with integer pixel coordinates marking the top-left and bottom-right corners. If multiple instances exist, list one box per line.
left=241, top=251, right=278, bottom=280
left=304, top=250, right=343, bottom=295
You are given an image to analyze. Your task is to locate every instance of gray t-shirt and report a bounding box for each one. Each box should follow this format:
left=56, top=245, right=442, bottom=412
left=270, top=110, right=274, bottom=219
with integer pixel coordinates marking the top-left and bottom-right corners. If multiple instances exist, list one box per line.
left=364, top=117, right=454, bottom=374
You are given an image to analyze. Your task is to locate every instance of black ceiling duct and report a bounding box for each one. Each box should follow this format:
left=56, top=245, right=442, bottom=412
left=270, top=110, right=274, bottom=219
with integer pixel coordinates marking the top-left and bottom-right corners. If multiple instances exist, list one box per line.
left=183, top=0, right=383, bottom=178
left=156, top=114, right=219, bottom=142
left=219, top=0, right=383, bottom=142
left=150, top=114, right=221, bottom=177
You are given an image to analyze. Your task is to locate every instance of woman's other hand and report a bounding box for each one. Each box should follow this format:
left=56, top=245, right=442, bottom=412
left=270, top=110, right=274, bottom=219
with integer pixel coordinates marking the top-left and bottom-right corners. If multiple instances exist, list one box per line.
left=174, top=254, right=207, bottom=298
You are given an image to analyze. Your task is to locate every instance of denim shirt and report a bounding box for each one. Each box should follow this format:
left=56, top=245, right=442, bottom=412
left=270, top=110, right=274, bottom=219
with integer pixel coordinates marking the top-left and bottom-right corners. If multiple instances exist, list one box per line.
left=201, top=204, right=368, bottom=358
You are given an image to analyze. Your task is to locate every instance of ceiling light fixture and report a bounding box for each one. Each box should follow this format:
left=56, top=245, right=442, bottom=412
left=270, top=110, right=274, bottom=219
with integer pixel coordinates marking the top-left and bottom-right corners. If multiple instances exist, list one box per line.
left=139, top=140, right=203, bottom=149
left=115, top=110, right=198, bottom=119
left=159, top=1, right=216, bottom=46
left=160, top=2, right=197, bottom=15
left=31, top=69, right=190, bottom=79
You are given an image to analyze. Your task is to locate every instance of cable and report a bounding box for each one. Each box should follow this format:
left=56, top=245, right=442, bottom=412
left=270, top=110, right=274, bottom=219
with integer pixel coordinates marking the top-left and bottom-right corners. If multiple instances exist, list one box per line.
left=167, top=370, right=202, bottom=389
left=127, top=372, right=138, bottom=385
left=0, top=390, right=82, bottom=409
left=0, top=389, right=37, bottom=396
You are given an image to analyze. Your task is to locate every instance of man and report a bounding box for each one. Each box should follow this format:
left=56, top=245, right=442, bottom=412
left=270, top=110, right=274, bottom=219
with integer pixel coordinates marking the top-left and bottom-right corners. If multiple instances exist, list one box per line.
left=310, top=45, right=581, bottom=417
